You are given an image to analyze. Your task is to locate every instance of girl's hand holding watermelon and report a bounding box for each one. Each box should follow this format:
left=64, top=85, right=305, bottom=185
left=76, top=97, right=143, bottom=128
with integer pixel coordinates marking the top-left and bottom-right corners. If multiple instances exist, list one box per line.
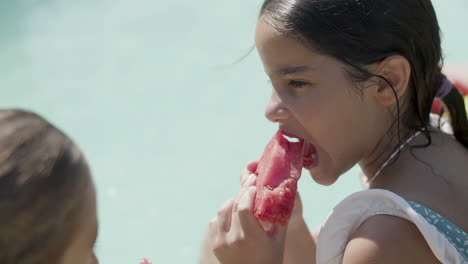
left=240, top=159, right=316, bottom=264
left=207, top=162, right=287, bottom=264
left=201, top=157, right=315, bottom=264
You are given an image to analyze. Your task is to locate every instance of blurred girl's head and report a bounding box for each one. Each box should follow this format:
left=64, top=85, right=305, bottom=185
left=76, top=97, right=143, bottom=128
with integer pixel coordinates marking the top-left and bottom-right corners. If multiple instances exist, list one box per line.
left=0, top=109, right=98, bottom=264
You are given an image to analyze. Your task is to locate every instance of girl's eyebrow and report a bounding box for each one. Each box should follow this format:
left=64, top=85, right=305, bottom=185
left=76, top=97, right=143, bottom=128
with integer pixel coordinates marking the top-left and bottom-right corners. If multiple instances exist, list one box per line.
left=276, top=65, right=316, bottom=76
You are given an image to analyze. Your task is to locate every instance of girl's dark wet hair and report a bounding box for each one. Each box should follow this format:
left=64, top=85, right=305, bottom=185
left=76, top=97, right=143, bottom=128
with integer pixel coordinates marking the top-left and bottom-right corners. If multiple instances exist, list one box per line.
left=260, top=0, right=468, bottom=149
left=0, top=109, right=91, bottom=264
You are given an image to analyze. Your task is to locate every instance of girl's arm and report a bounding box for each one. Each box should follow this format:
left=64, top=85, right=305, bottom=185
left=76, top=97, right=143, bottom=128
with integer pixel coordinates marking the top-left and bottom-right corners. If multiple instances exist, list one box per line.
left=282, top=219, right=318, bottom=264
left=282, top=193, right=318, bottom=264
left=343, top=215, right=441, bottom=264
left=198, top=225, right=221, bottom=264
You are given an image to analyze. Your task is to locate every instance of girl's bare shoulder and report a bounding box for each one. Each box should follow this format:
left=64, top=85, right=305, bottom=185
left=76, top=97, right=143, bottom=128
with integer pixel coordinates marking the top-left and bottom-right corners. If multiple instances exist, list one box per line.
left=343, top=214, right=440, bottom=264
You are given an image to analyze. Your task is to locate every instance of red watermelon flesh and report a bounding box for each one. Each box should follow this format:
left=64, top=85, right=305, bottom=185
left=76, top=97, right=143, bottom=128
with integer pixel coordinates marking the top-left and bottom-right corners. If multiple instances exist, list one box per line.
left=253, top=130, right=303, bottom=227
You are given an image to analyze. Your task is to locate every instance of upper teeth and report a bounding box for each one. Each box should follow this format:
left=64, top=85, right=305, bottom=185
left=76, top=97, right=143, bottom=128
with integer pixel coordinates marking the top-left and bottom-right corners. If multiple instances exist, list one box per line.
left=283, top=135, right=300, bottom=142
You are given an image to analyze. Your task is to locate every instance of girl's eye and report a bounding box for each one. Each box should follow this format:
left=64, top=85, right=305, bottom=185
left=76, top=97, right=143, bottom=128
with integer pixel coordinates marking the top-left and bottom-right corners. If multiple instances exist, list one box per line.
left=288, top=80, right=308, bottom=88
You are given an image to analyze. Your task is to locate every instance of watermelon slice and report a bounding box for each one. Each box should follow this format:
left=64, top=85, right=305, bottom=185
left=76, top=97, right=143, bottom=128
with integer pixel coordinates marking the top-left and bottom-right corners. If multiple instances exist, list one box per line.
left=253, top=130, right=304, bottom=228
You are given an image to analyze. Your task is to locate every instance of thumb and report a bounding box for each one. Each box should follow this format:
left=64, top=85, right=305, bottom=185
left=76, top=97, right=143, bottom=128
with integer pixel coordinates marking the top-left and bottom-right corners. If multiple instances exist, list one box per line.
left=236, top=186, right=264, bottom=236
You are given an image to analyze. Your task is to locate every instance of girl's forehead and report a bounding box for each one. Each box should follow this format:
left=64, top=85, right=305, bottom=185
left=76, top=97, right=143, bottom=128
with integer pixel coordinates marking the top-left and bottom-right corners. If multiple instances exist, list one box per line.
left=256, top=41, right=331, bottom=76
left=255, top=20, right=321, bottom=61
left=255, top=18, right=280, bottom=44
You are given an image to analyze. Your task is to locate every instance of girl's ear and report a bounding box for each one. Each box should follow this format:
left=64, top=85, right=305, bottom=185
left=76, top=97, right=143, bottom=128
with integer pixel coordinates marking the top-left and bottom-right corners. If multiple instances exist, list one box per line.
left=371, top=55, right=411, bottom=106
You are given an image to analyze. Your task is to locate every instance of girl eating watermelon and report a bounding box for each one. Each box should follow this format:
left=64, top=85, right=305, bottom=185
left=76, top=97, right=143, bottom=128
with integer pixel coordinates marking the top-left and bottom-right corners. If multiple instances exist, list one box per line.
left=200, top=0, right=468, bottom=263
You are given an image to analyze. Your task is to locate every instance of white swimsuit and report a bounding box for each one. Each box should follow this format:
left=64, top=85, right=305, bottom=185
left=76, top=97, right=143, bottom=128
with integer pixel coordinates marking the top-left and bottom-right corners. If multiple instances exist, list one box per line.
left=315, top=189, right=468, bottom=264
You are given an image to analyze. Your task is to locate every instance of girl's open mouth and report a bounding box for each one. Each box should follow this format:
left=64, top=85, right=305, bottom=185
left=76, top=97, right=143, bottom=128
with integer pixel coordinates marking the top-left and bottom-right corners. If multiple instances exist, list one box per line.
left=303, top=141, right=319, bottom=169
left=280, top=129, right=319, bottom=170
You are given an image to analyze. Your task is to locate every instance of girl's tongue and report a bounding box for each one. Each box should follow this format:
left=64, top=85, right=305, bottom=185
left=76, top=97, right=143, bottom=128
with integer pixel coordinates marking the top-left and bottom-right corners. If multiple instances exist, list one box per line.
left=303, top=142, right=319, bottom=168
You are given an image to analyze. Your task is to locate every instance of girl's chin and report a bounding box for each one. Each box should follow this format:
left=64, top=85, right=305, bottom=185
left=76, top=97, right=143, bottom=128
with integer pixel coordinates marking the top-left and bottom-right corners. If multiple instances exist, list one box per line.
left=305, top=167, right=338, bottom=186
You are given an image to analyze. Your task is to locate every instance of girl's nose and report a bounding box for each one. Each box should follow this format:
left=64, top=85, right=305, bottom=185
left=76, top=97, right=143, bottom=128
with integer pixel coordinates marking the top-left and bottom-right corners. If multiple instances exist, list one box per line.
left=264, top=91, right=290, bottom=123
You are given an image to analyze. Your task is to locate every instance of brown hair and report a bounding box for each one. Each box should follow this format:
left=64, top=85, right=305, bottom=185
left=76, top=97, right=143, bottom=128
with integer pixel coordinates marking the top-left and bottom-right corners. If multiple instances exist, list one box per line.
left=441, top=87, right=468, bottom=147
left=0, top=109, right=91, bottom=263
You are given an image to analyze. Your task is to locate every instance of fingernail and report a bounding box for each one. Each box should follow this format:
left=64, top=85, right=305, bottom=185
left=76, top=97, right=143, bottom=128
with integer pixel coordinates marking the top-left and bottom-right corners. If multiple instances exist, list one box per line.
left=246, top=173, right=256, bottom=185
